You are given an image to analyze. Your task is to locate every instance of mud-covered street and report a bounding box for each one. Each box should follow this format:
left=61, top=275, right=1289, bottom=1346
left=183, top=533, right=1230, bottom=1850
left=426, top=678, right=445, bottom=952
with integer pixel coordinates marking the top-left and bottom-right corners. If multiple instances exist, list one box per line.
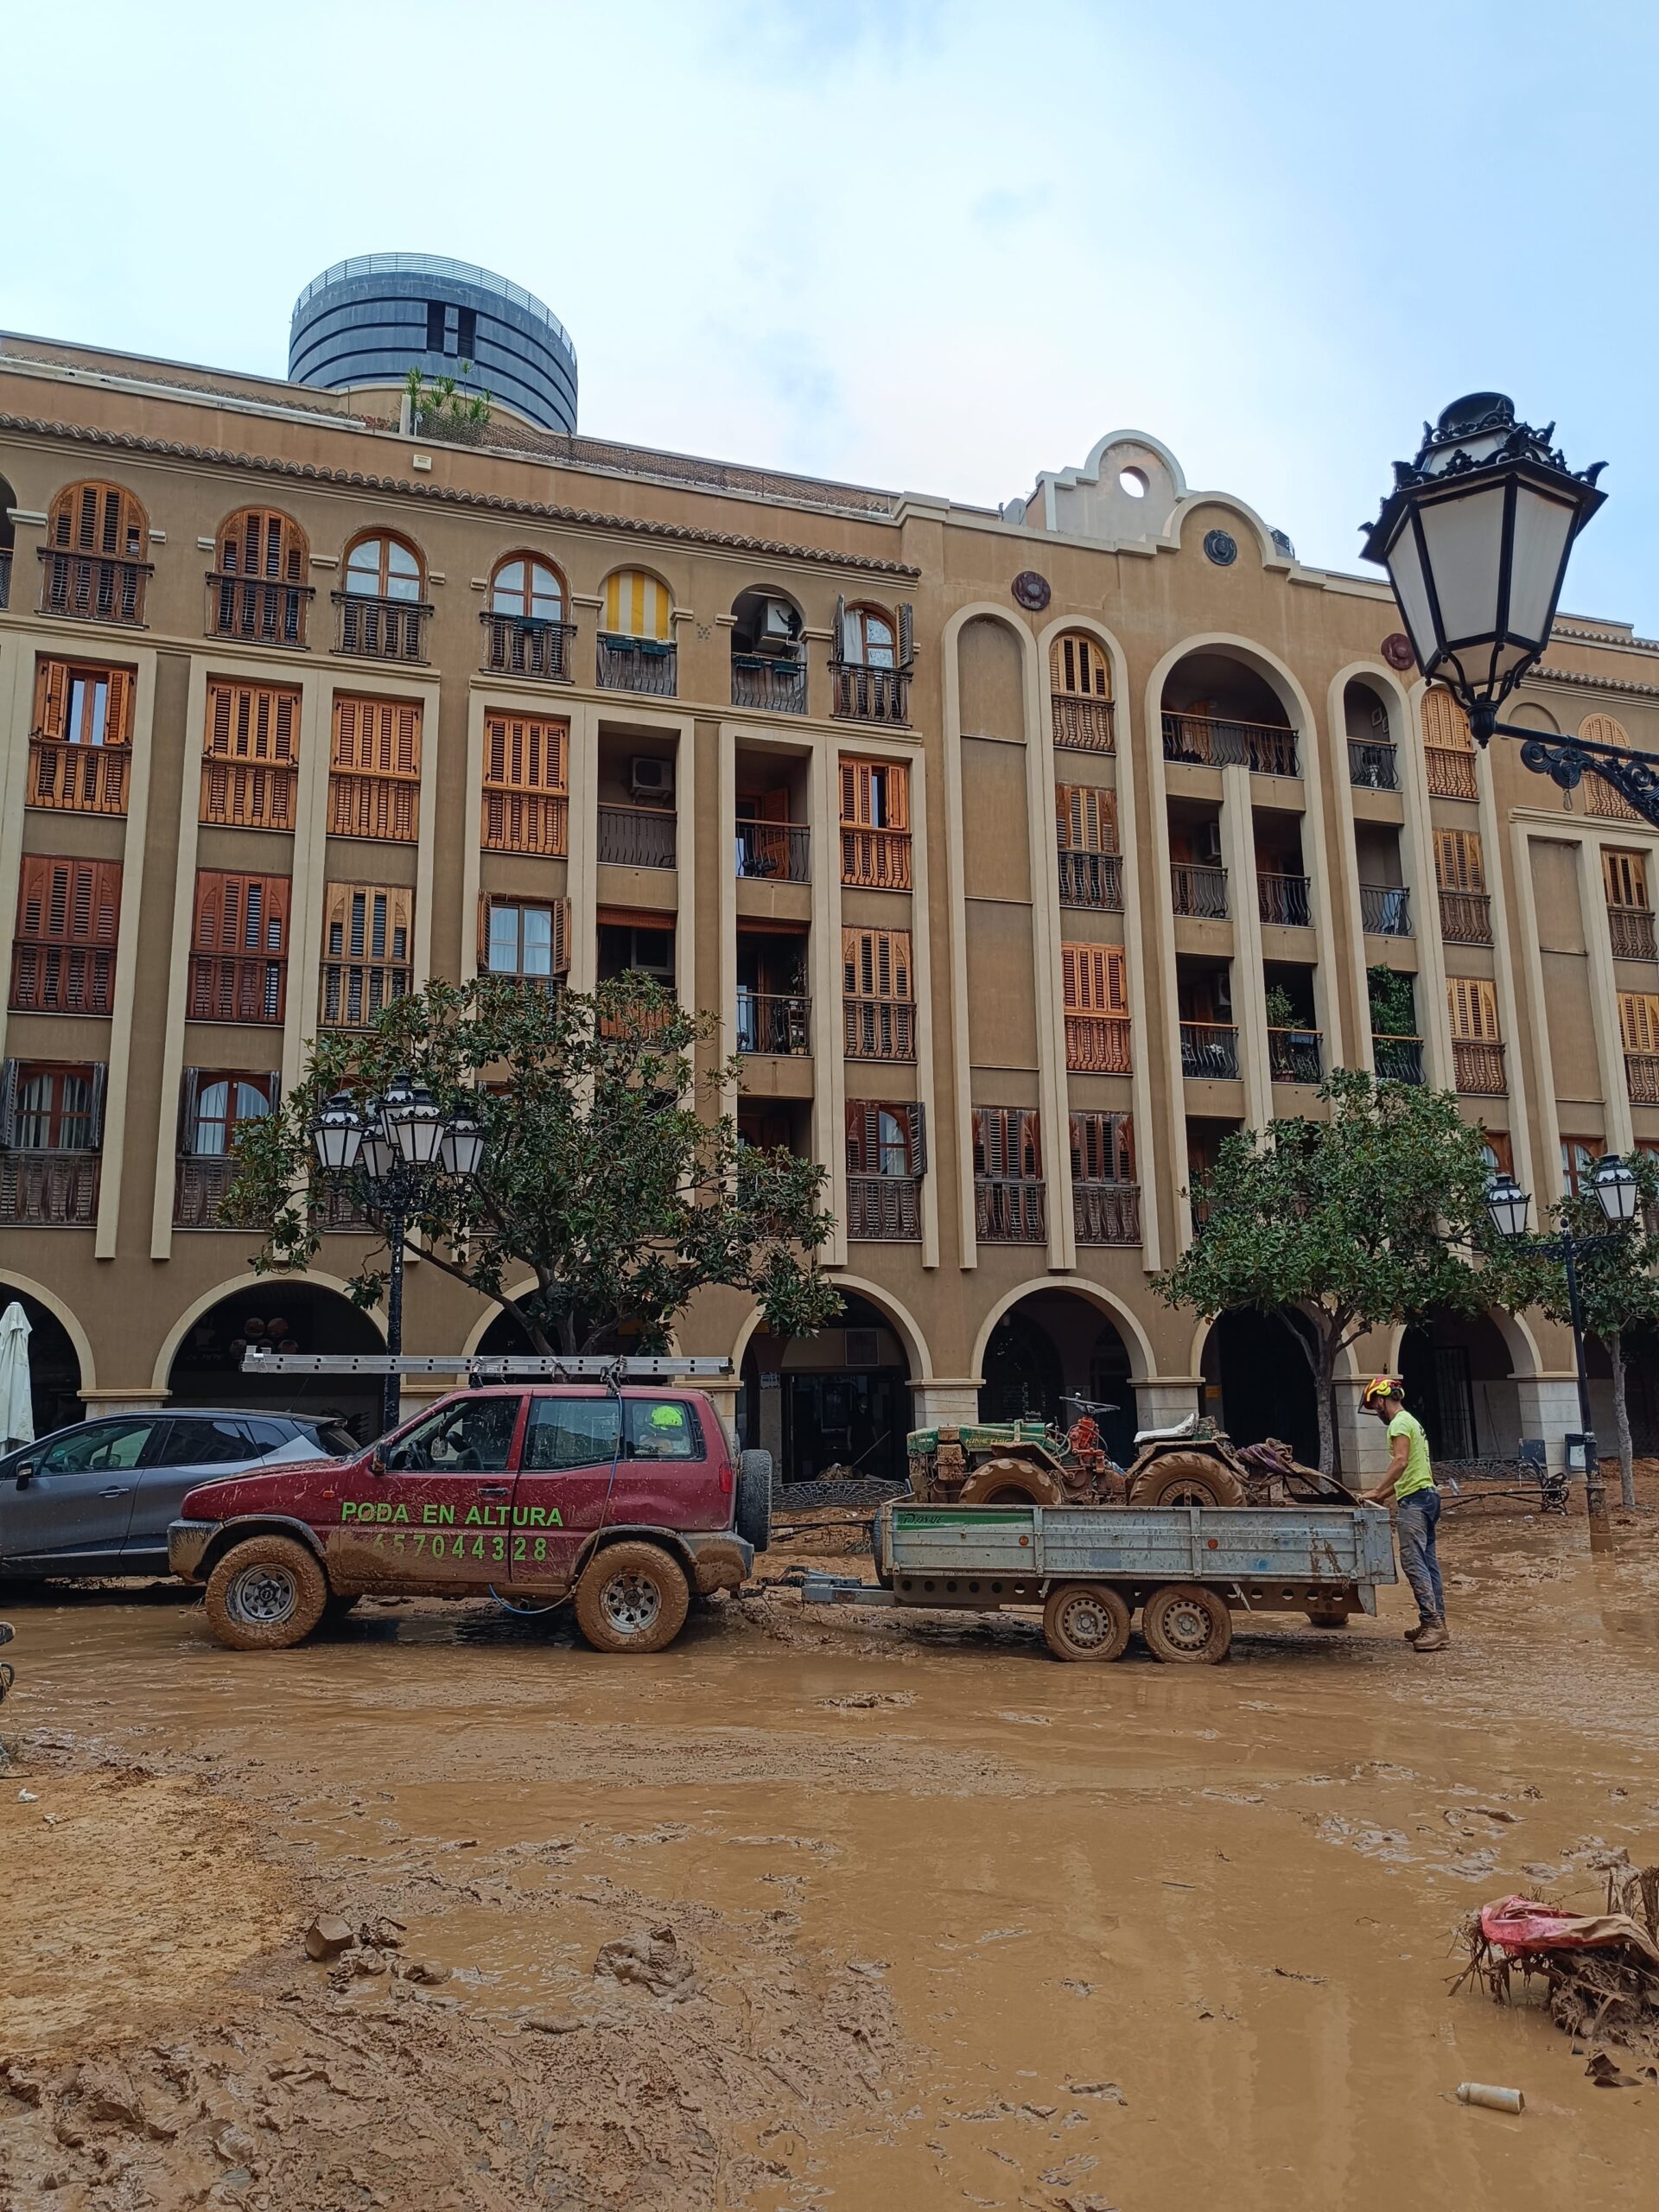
left=3, top=1502, right=1658, bottom=2211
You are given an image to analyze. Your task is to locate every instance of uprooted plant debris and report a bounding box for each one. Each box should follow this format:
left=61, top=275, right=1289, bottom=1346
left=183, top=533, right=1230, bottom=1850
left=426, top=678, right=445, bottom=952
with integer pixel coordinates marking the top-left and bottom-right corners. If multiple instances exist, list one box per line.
left=1454, top=1853, right=1659, bottom=2073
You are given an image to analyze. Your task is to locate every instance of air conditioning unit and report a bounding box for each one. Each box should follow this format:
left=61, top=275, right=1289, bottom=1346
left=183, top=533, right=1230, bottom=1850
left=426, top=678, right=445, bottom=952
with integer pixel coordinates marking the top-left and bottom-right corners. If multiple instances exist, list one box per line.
left=753, top=599, right=799, bottom=657
left=842, top=1329, right=881, bottom=1370
left=629, top=755, right=674, bottom=801
left=1196, top=820, right=1224, bottom=865
left=1213, top=976, right=1234, bottom=1020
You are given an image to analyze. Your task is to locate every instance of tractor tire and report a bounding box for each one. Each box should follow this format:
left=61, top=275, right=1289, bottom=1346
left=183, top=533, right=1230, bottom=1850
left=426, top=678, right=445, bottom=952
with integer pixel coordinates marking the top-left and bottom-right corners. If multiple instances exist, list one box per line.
left=958, top=1458, right=1066, bottom=1508
left=1128, top=1452, right=1246, bottom=1510
left=1142, top=1583, right=1233, bottom=1665
left=204, top=1535, right=329, bottom=1653
left=573, top=1541, right=690, bottom=1656
left=735, top=1450, right=772, bottom=1554
left=1042, top=1582, right=1131, bottom=1662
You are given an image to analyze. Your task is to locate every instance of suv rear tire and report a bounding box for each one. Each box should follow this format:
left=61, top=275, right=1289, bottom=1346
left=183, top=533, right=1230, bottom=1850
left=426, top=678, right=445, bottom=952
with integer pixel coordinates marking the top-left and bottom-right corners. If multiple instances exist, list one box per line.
left=204, top=1535, right=329, bottom=1652
left=574, top=1541, right=690, bottom=1655
left=735, top=1450, right=772, bottom=1553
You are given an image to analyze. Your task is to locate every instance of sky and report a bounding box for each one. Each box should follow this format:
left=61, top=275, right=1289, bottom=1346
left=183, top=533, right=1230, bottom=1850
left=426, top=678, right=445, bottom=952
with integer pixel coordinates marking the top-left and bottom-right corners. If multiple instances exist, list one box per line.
left=6, top=1, right=1658, bottom=624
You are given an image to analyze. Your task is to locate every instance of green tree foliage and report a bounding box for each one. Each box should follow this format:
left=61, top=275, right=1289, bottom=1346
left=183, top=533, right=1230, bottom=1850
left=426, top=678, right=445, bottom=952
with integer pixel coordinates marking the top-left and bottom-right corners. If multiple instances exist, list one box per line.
left=226, top=975, right=841, bottom=1356
left=1366, top=963, right=1417, bottom=1039
left=1154, top=1069, right=1522, bottom=1472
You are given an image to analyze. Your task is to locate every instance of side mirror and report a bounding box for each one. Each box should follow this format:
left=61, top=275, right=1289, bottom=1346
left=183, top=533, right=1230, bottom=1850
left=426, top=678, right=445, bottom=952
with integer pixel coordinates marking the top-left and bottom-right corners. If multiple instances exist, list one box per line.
left=14, top=1463, right=35, bottom=1490
left=370, top=1450, right=387, bottom=1478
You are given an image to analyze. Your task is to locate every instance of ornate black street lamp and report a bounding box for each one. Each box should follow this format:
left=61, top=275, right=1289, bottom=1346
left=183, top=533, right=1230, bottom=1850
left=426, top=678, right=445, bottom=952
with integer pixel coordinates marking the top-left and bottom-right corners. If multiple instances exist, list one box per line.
left=1484, top=1153, right=1639, bottom=1517
left=309, top=1076, right=487, bottom=1433
left=1361, top=394, right=1659, bottom=824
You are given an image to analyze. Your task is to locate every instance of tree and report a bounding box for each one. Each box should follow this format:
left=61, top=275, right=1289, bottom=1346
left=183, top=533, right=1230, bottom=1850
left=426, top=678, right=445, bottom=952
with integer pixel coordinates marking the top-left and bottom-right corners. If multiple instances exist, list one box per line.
left=1366, top=963, right=1416, bottom=1039
left=1154, top=1069, right=1522, bottom=1474
left=226, top=974, right=842, bottom=1356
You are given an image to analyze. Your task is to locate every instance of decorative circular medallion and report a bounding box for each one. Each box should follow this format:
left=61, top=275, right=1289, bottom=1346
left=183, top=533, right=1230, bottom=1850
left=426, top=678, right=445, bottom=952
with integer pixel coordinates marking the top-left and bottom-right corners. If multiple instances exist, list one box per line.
left=1203, top=529, right=1238, bottom=567
left=1382, top=632, right=1416, bottom=671
left=1011, top=570, right=1051, bottom=611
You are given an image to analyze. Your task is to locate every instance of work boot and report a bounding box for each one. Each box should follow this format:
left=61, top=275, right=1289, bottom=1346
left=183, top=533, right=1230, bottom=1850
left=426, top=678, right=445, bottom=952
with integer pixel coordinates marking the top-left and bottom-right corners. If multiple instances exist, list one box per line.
left=1413, top=1620, right=1449, bottom=1653
left=1404, top=1621, right=1430, bottom=1643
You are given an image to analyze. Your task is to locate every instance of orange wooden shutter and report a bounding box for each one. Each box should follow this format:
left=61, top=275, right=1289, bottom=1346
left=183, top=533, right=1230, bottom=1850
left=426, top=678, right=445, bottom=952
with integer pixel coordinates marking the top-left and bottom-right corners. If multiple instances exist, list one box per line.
left=49, top=481, right=147, bottom=555
left=1060, top=943, right=1128, bottom=1014
left=221, top=506, right=307, bottom=583
left=1582, top=713, right=1631, bottom=751
left=481, top=710, right=569, bottom=853
left=881, top=762, right=909, bottom=831
left=842, top=927, right=912, bottom=1001
left=1618, top=992, right=1659, bottom=1054
left=1055, top=785, right=1117, bottom=852
left=1446, top=977, right=1501, bottom=1041
left=191, top=871, right=289, bottom=957
left=1053, top=634, right=1110, bottom=698
left=33, top=660, right=70, bottom=740
left=839, top=758, right=868, bottom=826
left=1423, top=689, right=1474, bottom=749
left=103, top=667, right=134, bottom=745
left=1604, top=849, right=1649, bottom=909
left=332, top=696, right=423, bottom=777
left=1070, top=1110, right=1133, bottom=1182
left=16, top=856, right=121, bottom=945
left=1433, top=830, right=1485, bottom=892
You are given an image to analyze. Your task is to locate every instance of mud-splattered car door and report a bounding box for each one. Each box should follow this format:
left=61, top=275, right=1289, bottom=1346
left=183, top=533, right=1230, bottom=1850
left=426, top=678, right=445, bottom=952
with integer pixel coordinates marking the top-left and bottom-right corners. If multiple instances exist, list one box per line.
left=509, top=1393, right=625, bottom=1591
left=327, top=1393, right=525, bottom=1591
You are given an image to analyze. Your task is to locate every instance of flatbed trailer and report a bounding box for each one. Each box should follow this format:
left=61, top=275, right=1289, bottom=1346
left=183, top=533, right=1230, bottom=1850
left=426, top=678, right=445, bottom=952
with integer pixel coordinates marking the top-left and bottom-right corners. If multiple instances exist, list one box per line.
left=800, top=1499, right=1398, bottom=1664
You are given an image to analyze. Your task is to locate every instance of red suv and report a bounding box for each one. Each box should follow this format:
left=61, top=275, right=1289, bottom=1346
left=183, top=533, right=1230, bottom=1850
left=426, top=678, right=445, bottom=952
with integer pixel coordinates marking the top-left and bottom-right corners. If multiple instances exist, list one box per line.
left=168, top=1385, right=770, bottom=1655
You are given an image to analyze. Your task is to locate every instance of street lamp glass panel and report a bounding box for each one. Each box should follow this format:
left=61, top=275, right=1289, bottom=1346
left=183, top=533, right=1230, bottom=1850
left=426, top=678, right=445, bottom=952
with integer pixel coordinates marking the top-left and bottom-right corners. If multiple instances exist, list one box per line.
left=1593, top=1154, right=1640, bottom=1224
left=1416, top=482, right=1505, bottom=658
left=440, top=1117, right=486, bottom=1177
left=376, top=1075, right=416, bottom=1141
left=359, top=1129, right=397, bottom=1184
left=312, top=1093, right=362, bottom=1172
left=1485, top=1173, right=1532, bottom=1240
left=1509, top=486, right=1577, bottom=645
left=391, top=1085, right=445, bottom=1166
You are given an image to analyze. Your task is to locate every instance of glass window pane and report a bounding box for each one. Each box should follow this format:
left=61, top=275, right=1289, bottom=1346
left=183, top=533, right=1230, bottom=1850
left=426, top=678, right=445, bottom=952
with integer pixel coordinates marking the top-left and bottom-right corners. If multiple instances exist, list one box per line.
left=385, top=542, right=420, bottom=601
left=16, top=1074, right=52, bottom=1149
left=625, top=1398, right=702, bottom=1460
left=57, top=1075, right=92, bottom=1151
left=488, top=907, right=521, bottom=973
left=156, top=1416, right=251, bottom=1466
left=233, top=1081, right=272, bottom=1123
left=39, top=1419, right=156, bottom=1474
left=492, top=561, right=525, bottom=613
left=345, top=540, right=380, bottom=594
left=521, top=909, right=553, bottom=975
left=389, top=1395, right=520, bottom=1473
left=524, top=1396, right=623, bottom=1471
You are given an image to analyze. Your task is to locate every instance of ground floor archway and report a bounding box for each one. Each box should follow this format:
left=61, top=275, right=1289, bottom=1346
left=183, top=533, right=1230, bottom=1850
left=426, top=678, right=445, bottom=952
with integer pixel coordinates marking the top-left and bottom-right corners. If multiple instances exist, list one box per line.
left=1399, top=1310, right=1522, bottom=1460
left=979, top=1289, right=1138, bottom=1465
left=1202, top=1309, right=1319, bottom=1466
left=0, top=1281, right=86, bottom=1440
left=167, top=1281, right=386, bottom=1441
left=741, top=1292, right=912, bottom=1484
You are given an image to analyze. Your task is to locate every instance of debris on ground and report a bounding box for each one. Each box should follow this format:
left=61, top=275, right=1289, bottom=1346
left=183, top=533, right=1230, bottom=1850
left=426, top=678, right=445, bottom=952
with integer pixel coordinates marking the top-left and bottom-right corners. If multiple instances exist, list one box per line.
left=593, top=1920, right=701, bottom=2001
left=1453, top=1855, right=1659, bottom=2070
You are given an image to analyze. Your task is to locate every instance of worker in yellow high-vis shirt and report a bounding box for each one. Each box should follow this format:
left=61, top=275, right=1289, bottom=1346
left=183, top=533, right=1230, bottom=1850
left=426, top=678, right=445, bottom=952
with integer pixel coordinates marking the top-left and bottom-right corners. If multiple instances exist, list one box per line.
left=1361, top=1377, right=1447, bottom=1653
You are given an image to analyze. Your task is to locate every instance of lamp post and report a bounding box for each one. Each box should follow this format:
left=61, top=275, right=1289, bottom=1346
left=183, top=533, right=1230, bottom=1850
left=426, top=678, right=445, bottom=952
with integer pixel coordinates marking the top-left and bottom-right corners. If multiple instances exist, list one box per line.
left=1360, top=394, right=1659, bottom=825
left=1484, top=1154, right=1639, bottom=1518
left=309, top=1077, right=487, bottom=1435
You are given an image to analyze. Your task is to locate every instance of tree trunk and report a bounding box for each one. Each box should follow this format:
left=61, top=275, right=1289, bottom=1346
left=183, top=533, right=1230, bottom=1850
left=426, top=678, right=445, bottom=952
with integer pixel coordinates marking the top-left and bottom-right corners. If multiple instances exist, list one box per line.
left=1609, top=1329, right=1637, bottom=1510
left=1313, top=1335, right=1339, bottom=1478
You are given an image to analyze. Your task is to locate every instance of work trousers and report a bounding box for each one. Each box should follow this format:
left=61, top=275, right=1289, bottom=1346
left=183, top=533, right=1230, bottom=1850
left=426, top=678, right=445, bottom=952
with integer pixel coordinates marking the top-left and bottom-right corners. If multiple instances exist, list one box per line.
left=1395, top=1490, right=1445, bottom=1625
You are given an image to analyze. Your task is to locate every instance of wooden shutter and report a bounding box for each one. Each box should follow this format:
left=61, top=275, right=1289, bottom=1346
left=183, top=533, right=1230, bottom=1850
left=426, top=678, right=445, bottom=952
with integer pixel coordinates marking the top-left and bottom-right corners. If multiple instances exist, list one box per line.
left=1070, top=1110, right=1133, bottom=1183
left=87, top=1063, right=108, bottom=1148
left=1422, top=688, right=1474, bottom=749
left=973, top=1106, right=1040, bottom=1180
left=1052, top=633, right=1111, bottom=699
left=1582, top=712, right=1631, bottom=751
left=477, top=894, right=569, bottom=975
left=838, top=758, right=909, bottom=829
left=1055, top=785, right=1117, bottom=852
left=192, top=871, right=289, bottom=957
left=0, top=1062, right=17, bottom=1147
left=31, top=661, right=132, bottom=745
left=481, top=710, right=569, bottom=854
left=16, top=857, right=120, bottom=945
left=845, top=1101, right=877, bottom=1174
left=1433, top=830, right=1485, bottom=892
left=202, top=678, right=300, bottom=829
left=33, top=659, right=70, bottom=740
left=1446, top=977, right=1501, bottom=1041
left=904, top=1101, right=927, bottom=1176
left=1061, top=943, right=1128, bottom=1014
left=219, top=506, right=307, bottom=583
left=333, top=696, right=422, bottom=778
left=1604, top=849, right=1649, bottom=909
left=1618, top=992, right=1659, bottom=1054
left=49, top=480, right=147, bottom=555
left=842, top=927, right=912, bottom=1001
left=897, top=603, right=914, bottom=671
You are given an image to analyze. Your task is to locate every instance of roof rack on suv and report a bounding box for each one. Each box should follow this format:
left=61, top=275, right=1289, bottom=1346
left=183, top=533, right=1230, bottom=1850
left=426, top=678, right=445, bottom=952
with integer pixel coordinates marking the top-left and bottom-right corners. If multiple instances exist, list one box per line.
left=241, top=1350, right=731, bottom=1382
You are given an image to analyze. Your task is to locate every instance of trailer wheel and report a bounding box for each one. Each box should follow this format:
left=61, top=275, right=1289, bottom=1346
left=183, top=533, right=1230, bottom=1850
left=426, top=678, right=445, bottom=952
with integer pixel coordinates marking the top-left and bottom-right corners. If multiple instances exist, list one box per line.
left=959, top=1458, right=1065, bottom=1507
left=574, top=1541, right=690, bottom=1656
left=204, top=1535, right=328, bottom=1652
left=1042, top=1582, right=1131, bottom=1662
left=735, top=1450, right=772, bottom=1554
left=1142, top=1583, right=1233, bottom=1665
left=1128, top=1453, right=1245, bottom=1510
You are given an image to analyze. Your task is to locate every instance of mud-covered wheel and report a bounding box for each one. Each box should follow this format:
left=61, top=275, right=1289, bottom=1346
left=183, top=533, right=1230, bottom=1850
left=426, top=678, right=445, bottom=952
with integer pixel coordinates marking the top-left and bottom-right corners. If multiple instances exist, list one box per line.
left=735, top=1449, right=772, bottom=1554
left=204, top=1535, right=329, bottom=1652
left=1042, top=1582, right=1131, bottom=1662
left=1128, top=1452, right=1246, bottom=1510
left=958, top=1458, right=1065, bottom=1507
left=574, top=1541, right=690, bottom=1656
left=1304, top=1597, right=1350, bottom=1628
left=1142, top=1583, right=1233, bottom=1665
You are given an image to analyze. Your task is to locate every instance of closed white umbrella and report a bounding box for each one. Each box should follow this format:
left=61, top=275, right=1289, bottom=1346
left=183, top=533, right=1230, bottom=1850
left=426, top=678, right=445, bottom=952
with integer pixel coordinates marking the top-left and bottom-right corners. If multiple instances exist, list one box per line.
left=0, top=1302, right=34, bottom=1451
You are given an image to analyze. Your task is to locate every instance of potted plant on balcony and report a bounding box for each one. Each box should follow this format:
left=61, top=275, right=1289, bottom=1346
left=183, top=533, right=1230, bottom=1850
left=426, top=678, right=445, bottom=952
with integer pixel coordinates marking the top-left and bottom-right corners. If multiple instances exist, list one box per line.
left=404, top=365, right=494, bottom=446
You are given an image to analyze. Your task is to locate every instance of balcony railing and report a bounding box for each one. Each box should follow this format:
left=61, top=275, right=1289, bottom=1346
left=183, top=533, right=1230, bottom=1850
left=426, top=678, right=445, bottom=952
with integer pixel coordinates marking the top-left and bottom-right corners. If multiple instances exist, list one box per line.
left=840, top=824, right=912, bottom=890
left=1373, top=1033, right=1425, bottom=1084
left=736, top=993, right=810, bottom=1056
left=188, top=954, right=286, bottom=1026
left=1268, top=1028, right=1322, bottom=1084
left=328, top=772, right=417, bottom=842
left=10, top=945, right=114, bottom=1015
left=483, top=791, right=567, bottom=856
left=1257, top=872, right=1311, bottom=927
left=1181, top=1021, right=1239, bottom=1079
left=27, top=740, right=130, bottom=815
left=333, top=593, right=429, bottom=662
left=848, top=1175, right=921, bottom=1241
left=736, top=822, right=809, bottom=881
left=597, top=635, right=677, bottom=696
left=1588, top=773, right=1647, bottom=824
left=174, top=1155, right=238, bottom=1229
left=201, top=760, right=297, bottom=831
left=1348, top=739, right=1399, bottom=791
left=320, top=957, right=411, bottom=1030
left=39, top=549, right=151, bottom=626
left=1626, top=1052, right=1659, bottom=1105
left=1608, top=905, right=1657, bottom=961
left=975, top=1177, right=1046, bottom=1242
left=597, top=804, right=677, bottom=869
left=731, top=655, right=806, bottom=715
left=1162, top=712, right=1299, bottom=777
left=1171, top=862, right=1228, bottom=919
left=1452, top=1039, right=1506, bottom=1095
left=0, top=1150, right=99, bottom=1226
left=1360, top=883, right=1412, bottom=937
left=1438, top=888, right=1492, bottom=944
left=831, top=664, right=909, bottom=725
left=0, top=549, right=10, bottom=608
left=1052, top=696, right=1116, bottom=752
left=209, top=574, right=312, bottom=649
left=1057, top=850, right=1123, bottom=910
left=843, top=998, right=916, bottom=1060
left=1425, top=746, right=1478, bottom=798
left=481, top=612, right=575, bottom=680
left=1065, top=1014, right=1132, bottom=1073
left=1073, top=1181, right=1141, bottom=1244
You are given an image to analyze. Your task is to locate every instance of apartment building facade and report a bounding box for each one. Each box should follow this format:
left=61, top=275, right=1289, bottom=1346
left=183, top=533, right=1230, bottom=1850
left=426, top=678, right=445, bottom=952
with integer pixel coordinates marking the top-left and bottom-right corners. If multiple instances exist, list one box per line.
left=2, top=324, right=1657, bottom=1480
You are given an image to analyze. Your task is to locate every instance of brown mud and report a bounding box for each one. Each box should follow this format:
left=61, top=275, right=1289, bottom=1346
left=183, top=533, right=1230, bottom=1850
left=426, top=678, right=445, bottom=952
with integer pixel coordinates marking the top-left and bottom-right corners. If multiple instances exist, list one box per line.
left=3, top=1499, right=1659, bottom=2209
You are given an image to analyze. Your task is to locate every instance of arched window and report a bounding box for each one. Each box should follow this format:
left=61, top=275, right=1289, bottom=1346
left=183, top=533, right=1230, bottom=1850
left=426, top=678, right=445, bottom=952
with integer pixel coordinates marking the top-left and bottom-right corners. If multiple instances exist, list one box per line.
left=344, top=533, right=423, bottom=601
left=41, top=481, right=150, bottom=625
left=842, top=604, right=896, bottom=669
left=1422, top=686, right=1474, bottom=750
left=601, top=568, right=671, bottom=641
left=1051, top=632, right=1111, bottom=699
left=1580, top=713, right=1647, bottom=823
left=48, top=480, right=148, bottom=559
left=210, top=507, right=311, bottom=646
left=186, top=1075, right=276, bottom=1156
left=491, top=554, right=564, bottom=622
left=337, top=534, right=427, bottom=661
left=1581, top=711, right=1632, bottom=749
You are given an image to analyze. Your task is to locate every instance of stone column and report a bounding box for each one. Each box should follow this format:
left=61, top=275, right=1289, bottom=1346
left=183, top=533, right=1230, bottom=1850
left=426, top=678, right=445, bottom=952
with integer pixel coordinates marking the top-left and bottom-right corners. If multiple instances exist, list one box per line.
left=911, top=1380, right=981, bottom=1428
left=1334, top=1380, right=1389, bottom=1484
left=1515, top=1376, right=1583, bottom=1471
left=1135, top=1379, right=1202, bottom=1430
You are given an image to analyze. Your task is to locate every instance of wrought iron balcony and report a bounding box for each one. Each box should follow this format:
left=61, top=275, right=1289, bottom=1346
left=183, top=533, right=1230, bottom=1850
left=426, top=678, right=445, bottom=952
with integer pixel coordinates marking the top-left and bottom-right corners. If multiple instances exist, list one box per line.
left=1625, top=1052, right=1659, bottom=1104
left=731, top=655, right=806, bottom=715
left=975, top=1176, right=1046, bottom=1242
left=1073, top=1181, right=1141, bottom=1244
left=1181, top=1021, right=1239, bottom=1079
left=597, top=804, right=677, bottom=869
left=0, top=549, right=10, bottom=608
left=1268, top=1028, right=1323, bottom=1084
left=736, top=992, right=810, bottom=1056
left=735, top=821, right=809, bottom=881
left=39, top=548, right=151, bottom=626
left=187, top=953, right=287, bottom=1026
left=209, top=573, right=312, bottom=648
left=847, top=1174, right=921, bottom=1241
left=1052, top=696, right=1116, bottom=752
left=1065, top=1014, right=1132, bottom=1073
left=1607, top=904, right=1657, bottom=961
left=1171, top=862, right=1228, bottom=918
left=1360, top=883, right=1412, bottom=936
left=174, top=1155, right=238, bottom=1229
left=1057, top=850, right=1123, bottom=910
left=1452, top=1039, right=1506, bottom=1095
left=333, top=592, right=429, bottom=662
left=1162, top=712, right=1299, bottom=777
left=1347, top=739, right=1399, bottom=791
left=1424, top=746, right=1478, bottom=798
left=831, top=664, right=909, bottom=725
left=0, top=1150, right=99, bottom=1225
left=843, top=998, right=916, bottom=1060
left=1438, top=888, right=1492, bottom=944
left=1372, top=1033, right=1425, bottom=1083
left=27, top=740, right=129, bottom=816
left=597, top=634, right=677, bottom=696
left=840, top=824, right=912, bottom=890
left=480, top=612, right=575, bottom=681
left=1257, top=872, right=1311, bottom=927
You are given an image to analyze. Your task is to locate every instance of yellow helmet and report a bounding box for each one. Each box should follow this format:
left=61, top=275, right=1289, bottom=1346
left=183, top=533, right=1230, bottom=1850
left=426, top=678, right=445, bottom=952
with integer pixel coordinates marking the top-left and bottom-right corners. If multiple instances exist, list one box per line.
left=1362, top=1376, right=1402, bottom=1408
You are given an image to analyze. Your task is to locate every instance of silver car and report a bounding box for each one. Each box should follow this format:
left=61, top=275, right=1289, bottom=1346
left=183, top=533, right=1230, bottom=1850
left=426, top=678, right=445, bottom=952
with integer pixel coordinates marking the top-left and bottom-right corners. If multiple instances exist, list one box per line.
left=0, top=1409, right=358, bottom=1580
